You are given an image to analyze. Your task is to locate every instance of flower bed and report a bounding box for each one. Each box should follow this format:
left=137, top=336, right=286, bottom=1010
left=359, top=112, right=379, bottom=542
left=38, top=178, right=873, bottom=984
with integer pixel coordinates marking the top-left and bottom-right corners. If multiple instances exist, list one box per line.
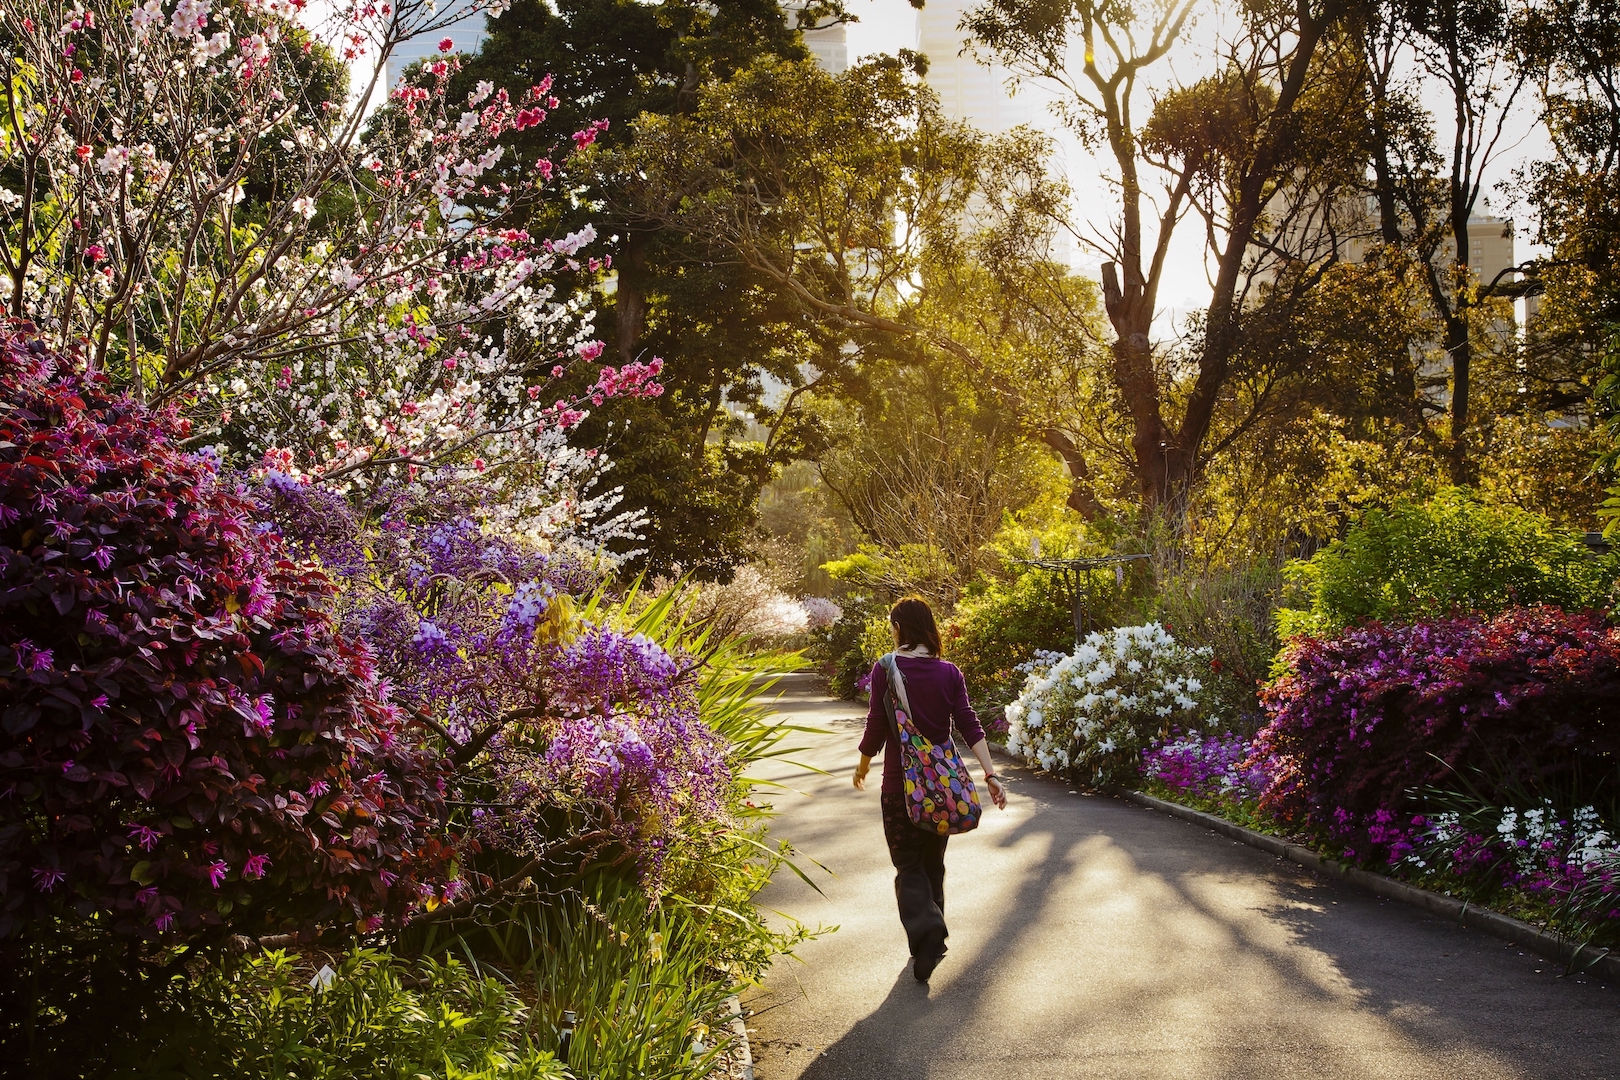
left=1002, top=609, right=1620, bottom=946
left=1147, top=609, right=1620, bottom=944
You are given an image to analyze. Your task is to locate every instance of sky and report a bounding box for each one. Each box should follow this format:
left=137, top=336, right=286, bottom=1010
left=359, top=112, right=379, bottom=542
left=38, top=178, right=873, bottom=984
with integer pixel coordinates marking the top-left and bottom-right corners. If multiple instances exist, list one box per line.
left=840, top=0, right=1552, bottom=335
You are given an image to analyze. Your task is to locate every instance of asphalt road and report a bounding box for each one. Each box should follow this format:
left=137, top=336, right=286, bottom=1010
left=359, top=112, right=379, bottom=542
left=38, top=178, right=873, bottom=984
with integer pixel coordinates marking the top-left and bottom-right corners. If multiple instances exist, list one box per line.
left=742, top=675, right=1619, bottom=1080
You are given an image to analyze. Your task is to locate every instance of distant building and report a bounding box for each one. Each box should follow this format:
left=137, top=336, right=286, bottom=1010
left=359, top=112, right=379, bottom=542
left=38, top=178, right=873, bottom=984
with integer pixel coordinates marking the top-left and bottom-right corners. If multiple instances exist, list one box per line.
left=384, top=2, right=486, bottom=91
left=917, top=0, right=1036, bottom=133
left=1251, top=188, right=1520, bottom=315
left=794, top=6, right=848, bottom=73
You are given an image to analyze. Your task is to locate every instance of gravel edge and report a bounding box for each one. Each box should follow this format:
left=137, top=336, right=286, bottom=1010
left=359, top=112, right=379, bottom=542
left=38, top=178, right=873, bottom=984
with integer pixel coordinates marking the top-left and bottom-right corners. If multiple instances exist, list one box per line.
left=1114, top=786, right=1620, bottom=982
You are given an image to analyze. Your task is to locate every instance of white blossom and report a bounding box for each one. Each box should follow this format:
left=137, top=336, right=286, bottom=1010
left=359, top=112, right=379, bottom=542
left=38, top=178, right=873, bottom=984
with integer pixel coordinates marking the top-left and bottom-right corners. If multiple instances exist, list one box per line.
left=1003, top=623, right=1218, bottom=787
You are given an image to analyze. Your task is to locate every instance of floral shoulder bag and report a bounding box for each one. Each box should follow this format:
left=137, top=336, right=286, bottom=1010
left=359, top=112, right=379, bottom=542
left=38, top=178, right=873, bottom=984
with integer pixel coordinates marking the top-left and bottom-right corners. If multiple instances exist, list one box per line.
left=878, top=652, right=982, bottom=836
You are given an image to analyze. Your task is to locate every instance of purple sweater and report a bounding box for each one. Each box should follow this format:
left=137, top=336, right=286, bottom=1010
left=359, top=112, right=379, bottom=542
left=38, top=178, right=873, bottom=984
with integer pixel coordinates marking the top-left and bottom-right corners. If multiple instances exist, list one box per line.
left=859, top=655, right=985, bottom=795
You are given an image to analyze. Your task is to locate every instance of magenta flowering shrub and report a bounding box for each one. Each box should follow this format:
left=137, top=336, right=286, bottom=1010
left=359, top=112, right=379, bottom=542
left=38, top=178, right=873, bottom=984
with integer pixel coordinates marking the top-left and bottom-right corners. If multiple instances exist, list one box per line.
left=0, top=336, right=452, bottom=945
left=1141, top=730, right=1274, bottom=801
left=262, top=474, right=733, bottom=886
left=1255, top=607, right=1620, bottom=861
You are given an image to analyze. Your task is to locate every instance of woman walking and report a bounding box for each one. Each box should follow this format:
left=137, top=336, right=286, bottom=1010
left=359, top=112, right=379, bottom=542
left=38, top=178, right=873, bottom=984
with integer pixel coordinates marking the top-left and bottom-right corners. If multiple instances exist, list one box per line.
left=853, top=597, right=1007, bottom=981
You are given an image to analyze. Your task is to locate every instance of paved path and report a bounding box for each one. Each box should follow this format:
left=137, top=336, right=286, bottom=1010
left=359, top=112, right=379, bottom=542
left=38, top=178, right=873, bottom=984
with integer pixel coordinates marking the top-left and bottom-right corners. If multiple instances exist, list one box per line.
left=743, top=675, right=1619, bottom=1079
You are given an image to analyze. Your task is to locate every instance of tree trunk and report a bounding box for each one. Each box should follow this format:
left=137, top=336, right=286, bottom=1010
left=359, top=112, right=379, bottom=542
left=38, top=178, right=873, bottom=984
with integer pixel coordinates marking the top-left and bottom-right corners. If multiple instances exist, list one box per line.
left=1172, top=1, right=1337, bottom=517
left=1100, top=261, right=1173, bottom=509
left=1447, top=208, right=1474, bottom=485
left=614, top=229, right=649, bottom=365
left=1042, top=429, right=1105, bottom=520
left=1445, top=307, right=1473, bottom=482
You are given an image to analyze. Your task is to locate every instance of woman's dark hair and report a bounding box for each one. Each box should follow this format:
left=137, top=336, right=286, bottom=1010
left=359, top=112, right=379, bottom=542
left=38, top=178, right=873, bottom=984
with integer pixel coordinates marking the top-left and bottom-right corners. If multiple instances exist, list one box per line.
left=889, top=596, right=942, bottom=656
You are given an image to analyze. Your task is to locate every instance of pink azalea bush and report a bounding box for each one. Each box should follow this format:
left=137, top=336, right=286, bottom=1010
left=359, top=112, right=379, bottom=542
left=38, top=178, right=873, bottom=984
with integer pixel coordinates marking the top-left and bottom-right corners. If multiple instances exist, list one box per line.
left=1255, top=607, right=1620, bottom=859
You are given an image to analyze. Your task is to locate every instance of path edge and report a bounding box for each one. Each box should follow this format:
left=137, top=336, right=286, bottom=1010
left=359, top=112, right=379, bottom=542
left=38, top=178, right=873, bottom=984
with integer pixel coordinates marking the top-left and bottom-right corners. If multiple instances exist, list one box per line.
left=1113, top=786, right=1620, bottom=983
left=724, top=994, right=755, bottom=1080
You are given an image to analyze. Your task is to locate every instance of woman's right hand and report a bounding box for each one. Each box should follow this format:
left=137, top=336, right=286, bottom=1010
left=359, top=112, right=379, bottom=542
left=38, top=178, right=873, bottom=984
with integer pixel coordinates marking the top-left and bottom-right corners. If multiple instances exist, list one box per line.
left=853, top=755, right=872, bottom=790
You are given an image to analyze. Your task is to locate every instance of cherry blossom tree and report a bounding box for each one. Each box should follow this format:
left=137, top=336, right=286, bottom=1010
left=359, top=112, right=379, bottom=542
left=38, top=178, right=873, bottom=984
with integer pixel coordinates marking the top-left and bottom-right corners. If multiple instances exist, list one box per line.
left=0, top=0, right=660, bottom=504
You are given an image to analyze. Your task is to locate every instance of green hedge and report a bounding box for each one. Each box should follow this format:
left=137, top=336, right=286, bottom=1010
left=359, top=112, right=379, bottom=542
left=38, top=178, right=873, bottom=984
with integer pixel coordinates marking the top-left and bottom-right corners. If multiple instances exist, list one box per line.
left=1278, top=488, right=1617, bottom=639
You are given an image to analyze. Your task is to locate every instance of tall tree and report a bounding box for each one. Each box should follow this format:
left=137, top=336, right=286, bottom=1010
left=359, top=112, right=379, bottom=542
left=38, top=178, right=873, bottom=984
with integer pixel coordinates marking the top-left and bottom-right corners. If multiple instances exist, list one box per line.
left=1516, top=0, right=1620, bottom=415
left=1359, top=0, right=1530, bottom=481
left=962, top=0, right=1363, bottom=518
left=448, top=0, right=845, bottom=577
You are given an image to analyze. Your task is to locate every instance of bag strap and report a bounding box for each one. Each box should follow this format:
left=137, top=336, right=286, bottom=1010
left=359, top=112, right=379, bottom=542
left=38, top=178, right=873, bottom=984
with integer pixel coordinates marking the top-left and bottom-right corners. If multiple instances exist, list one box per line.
left=878, top=652, right=912, bottom=746
left=881, top=652, right=918, bottom=722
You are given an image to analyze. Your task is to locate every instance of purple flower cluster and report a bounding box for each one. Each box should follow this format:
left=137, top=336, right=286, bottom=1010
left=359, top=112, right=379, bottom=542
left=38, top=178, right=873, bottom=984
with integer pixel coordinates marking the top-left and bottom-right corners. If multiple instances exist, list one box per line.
left=260, top=470, right=734, bottom=883
left=264, top=472, right=580, bottom=739
left=1141, top=730, right=1274, bottom=801
left=550, top=626, right=681, bottom=713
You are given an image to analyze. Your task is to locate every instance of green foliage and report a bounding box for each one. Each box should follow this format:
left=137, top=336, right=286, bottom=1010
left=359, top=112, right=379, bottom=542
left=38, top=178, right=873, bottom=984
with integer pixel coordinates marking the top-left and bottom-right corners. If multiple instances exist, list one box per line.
left=1277, top=489, right=1617, bottom=638
left=466, top=881, right=759, bottom=1080
left=115, top=949, right=565, bottom=1080
left=946, top=571, right=1076, bottom=710
left=807, top=592, right=884, bottom=700
left=1141, top=556, right=1285, bottom=729
left=449, top=0, right=832, bottom=579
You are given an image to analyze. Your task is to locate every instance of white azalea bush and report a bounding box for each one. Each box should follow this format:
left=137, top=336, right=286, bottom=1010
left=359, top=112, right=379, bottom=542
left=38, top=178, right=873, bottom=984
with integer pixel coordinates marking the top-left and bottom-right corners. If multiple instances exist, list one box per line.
left=1004, top=623, right=1221, bottom=786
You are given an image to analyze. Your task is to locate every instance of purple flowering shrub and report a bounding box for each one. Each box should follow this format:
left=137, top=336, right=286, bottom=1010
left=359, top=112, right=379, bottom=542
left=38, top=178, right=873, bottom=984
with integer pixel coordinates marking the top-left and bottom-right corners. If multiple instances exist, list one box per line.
left=0, top=334, right=452, bottom=945
left=1255, top=607, right=1620, bottom=863
left=262, top=476, right=733, bottom=888
left=1141, top=730, right=1274, bottom=802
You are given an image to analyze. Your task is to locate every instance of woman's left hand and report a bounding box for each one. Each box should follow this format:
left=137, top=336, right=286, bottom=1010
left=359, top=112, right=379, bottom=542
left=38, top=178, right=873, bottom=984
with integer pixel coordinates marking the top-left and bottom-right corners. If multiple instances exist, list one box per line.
left=853, top=755, right=872, bottom=790
left=985, top=775, right=1008, bottom=810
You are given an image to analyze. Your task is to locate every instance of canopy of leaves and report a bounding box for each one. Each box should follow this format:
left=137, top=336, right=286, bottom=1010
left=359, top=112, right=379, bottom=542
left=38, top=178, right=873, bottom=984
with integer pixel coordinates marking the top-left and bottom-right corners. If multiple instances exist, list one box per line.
left=446, top=0, right=838, bottom=577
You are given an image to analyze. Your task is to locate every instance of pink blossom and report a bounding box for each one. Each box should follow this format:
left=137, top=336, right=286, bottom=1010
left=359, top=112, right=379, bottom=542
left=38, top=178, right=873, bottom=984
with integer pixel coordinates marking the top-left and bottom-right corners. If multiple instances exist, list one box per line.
left=437, top=36, right=454, bottom=52
left=242, top=852, right=271, bottom=879
left=206, top=859, right=229, bottom=888
left=127, top=823, right=162, bottom=850
left=32, top=866, right=66, bottom=892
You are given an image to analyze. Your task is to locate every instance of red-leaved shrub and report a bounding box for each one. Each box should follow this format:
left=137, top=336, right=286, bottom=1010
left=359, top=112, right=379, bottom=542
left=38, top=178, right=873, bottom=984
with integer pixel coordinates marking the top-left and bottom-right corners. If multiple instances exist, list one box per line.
left=0, top=332, right=450, bottom=944
left=1255, top=607, right=1620, bottom=856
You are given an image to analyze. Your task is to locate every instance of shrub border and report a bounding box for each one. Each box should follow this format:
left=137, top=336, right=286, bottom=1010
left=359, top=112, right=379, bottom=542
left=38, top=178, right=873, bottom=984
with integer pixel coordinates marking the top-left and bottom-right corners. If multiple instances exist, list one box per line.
left=1112, top=786, right=1620, bottom=983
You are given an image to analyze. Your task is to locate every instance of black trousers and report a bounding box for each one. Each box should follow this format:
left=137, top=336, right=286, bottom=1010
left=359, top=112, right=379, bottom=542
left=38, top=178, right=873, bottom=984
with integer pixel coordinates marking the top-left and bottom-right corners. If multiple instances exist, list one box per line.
left=881, top=792, right=948, bottom=956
